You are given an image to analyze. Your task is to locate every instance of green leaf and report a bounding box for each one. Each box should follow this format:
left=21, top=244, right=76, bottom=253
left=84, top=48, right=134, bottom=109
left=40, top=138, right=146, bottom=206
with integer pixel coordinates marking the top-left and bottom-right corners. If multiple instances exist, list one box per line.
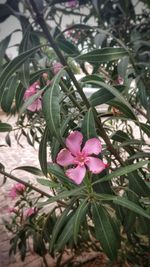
left=76, top=47, right=128, bottom=63
left=113, top=196, right=150, bottom=219
left=1, top=75, right=18, bottom=113
left=39, top=127, right=50, bottom=177
left=51, top=115, right=72, bottom=161
left=85, top=80, right=135, bottom=118
left=92, top=160, right=149, bottom=184
left=0, top=122, right=12, bottom=132
left=55, top=213, right=75, bottom=251
left=89, top=85, right=124, bottom=106
left=140, top=123, right=150, bottom=137
left=0, top=45, right=40, bottom=103
left=15, top=83, right=25, bottom=111
left=111, top=130, right=130, bottom=142
left=37, top=178, right=58, bottom=188
left=42, top=69, right=65, bottom=145
left=0, top=34, right=11, bottom=70
left=39, top=187, right=83, bottom=207
left=18, top=25, right=34, bottom=88
left=92, top=203, right=119, bottom=260
left=128, top=171, right=150, bottom=197
left=129, top=152, right=150, bottom=160
left=56, top=38, right=79, bottom=56
left=47, top=163, right=75, bottom=186
left=50, top=205, right=73, bottom=252
left=12, top=166, right=43, bottom=176
left=73, top=199, right=89, bottom=244
left=108, top=100, right=136, bottom=120
left=81, top=108, right=97, bottom=140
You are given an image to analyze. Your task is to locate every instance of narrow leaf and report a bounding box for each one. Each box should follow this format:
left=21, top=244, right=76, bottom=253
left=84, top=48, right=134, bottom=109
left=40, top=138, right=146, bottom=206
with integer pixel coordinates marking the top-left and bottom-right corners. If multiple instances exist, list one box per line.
left=73, top=199, right=89, bottom=244
left=92, top=203, right=119, bottom=260
left=13, top=166, right=43, bottom=176
left=92, top=160, right=149, bottom=185
left=81, top=108, right=97, bottom=140
left=76, top=47, right=128, bottom=63
left=43, top=69, right=66, bottom=144
left=0, top=122, right=12, bottom=132
left=50, top=205, right=73, bottom=252
left=113, top=197, right=150, bottom=219
left=37, top=178, right=59, bottom=188
left=39, top=127, right=49, bottom=176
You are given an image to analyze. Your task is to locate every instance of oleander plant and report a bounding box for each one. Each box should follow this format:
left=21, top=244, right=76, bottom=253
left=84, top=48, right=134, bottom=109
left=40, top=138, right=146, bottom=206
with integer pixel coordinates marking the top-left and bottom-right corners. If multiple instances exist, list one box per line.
left=0, top=0, right=150, bottom=266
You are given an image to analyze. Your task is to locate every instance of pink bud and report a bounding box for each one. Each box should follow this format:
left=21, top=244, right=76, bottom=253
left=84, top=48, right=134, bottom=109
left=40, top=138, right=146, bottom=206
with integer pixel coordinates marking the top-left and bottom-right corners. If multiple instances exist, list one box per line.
left=42, top=73, right=48, bottom=80
left=52, top=62, right=63, bottom=75
left=24, top=207, right=37, bottom=218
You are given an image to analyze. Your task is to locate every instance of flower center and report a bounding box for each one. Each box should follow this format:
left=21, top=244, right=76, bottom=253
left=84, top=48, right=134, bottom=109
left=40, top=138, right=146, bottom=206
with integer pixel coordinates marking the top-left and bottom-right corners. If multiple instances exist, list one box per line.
left=74, top=152, right=89, bottom=166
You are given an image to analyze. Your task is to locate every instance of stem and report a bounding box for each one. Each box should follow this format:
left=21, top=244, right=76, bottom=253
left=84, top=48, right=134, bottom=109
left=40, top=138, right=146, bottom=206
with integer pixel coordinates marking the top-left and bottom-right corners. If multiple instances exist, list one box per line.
left=30, top=0, right=90, bottom=109
left=42, top=255, right=49, bottom=267
left=93, top=109, right=124, bottom=165
left=60, top=80, right=83, bottom=112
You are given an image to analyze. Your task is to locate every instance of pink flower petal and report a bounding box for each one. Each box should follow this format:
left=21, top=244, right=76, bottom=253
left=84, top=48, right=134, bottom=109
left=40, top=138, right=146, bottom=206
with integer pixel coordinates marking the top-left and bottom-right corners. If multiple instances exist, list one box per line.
left=27, top=99, right=42, bottom=112
left=36, top=99, right=42, bottom=111
left=66, top=165, right=86, bottom=184
left=85, top=157, right=106, bottom=174
left=82, top=138, right=102, bottom=156
left=27, top=102, right=37, bottom=112
left=66, top=131, right=83, bottom=156
left=56, top=148, right=75, bottom=166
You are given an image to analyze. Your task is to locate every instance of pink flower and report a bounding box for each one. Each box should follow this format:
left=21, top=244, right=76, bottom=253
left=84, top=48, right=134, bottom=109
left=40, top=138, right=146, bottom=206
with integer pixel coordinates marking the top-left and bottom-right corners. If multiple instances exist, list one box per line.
left=24, top=207, right=37, bottom=218
left=52, top=62, right=63, bottom=75
left=56, top=131, right=107, bottom=184
left=67, top=0, right=78, bottom=7
left=9, top=183, right=26, bottom=199
left=23, top=81, right=42, bottom=112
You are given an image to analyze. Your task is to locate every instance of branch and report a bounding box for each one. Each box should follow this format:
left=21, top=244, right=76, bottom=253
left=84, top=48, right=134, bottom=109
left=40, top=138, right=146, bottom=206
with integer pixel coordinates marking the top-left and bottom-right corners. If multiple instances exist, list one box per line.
left=0, top=169, right=67, bottom=206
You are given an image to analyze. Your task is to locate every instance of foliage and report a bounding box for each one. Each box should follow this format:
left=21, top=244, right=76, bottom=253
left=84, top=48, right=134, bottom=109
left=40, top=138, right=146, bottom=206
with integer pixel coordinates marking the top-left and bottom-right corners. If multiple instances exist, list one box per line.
left=0, top=0, right=150, bottom=266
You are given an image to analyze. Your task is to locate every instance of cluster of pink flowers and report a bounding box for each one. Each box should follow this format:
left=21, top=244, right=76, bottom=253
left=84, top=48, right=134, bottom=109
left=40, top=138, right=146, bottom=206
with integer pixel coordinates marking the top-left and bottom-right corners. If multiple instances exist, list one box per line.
left=56, top=131, right=107, bottom=185
left=9, top=183, right=26, bottom=199
left=23, top=81, right=42, bottom=112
